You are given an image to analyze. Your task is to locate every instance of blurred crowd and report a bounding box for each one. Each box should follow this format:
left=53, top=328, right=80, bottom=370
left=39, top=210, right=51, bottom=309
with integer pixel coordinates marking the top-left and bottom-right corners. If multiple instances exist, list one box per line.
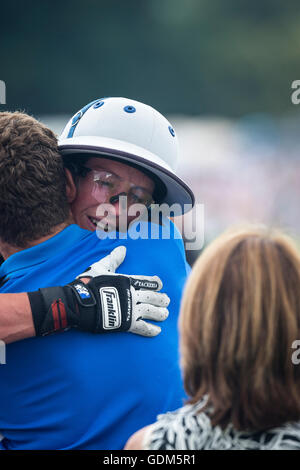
left=42, top=113, right=300, bottom=266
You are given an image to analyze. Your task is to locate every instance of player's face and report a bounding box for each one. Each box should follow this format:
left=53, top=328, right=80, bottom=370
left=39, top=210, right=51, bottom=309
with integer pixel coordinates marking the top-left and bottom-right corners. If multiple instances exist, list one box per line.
left=70, top=157, right=155, bottom=232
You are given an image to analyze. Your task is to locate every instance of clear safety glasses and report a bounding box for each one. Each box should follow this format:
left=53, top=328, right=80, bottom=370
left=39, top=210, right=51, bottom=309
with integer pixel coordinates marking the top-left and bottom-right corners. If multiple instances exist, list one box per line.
left=83, top=167, right=154, bottom=208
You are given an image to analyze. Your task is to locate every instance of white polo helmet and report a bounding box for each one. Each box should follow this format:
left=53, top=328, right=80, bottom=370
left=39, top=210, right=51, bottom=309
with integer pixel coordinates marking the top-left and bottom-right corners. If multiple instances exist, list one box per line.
left=58, top=97, right=194, bottom=214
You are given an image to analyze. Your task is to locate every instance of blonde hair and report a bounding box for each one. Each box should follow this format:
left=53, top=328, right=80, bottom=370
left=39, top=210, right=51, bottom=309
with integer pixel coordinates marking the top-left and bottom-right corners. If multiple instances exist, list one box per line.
left=180, top=226, right=300, bottom=431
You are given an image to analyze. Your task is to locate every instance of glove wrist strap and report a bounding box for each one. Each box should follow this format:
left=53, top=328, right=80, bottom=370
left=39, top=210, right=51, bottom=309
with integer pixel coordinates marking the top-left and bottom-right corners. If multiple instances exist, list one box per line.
left=29, top=287, right=74, bottom=336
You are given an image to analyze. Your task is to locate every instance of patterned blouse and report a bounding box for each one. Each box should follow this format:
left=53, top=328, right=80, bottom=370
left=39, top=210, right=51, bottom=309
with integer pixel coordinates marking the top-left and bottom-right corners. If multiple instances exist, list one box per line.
left=143, top=402, right=300, bottom=450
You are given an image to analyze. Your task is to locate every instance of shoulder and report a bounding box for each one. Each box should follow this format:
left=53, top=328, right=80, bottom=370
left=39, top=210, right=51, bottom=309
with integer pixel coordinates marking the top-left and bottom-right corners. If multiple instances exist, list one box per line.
left=126, top=400, right=300, bottom=451
left=126, top=218, right=187, bottom=261
left=124, top=425, right=153, bottom=450
left=123, top=218, right=190, bottom=278
left=140, top=402, right=213, bottom=450
left=144, top=407, right=300, bottom=450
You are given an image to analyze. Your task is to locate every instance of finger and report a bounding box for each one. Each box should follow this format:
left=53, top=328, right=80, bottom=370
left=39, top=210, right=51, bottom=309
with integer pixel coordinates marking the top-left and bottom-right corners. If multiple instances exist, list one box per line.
left=129, top=320, right=161, bottom=337
left=135, top=304, right=169, bottom=322
left=129, top=275, right=163, bottom=291
left=135, top=290, right=170, bottom=308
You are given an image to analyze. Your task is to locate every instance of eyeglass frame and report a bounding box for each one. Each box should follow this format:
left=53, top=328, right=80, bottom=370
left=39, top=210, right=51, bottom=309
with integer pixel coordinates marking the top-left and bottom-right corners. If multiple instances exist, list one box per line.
left=81, top=166, right=155, bottom=208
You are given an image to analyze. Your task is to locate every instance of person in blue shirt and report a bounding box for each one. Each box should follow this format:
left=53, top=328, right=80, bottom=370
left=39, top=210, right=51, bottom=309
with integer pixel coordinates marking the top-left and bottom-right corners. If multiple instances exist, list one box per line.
left=0, top=97, right=194, bottom=344
left=0, top=103, right=193, bottom=449
left=0, top=225, right=189, bottom=450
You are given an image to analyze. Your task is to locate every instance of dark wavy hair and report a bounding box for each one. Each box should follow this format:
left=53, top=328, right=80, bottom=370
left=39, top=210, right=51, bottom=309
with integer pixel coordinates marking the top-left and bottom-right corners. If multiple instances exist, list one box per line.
left=0, top=112, right=70, bottom=247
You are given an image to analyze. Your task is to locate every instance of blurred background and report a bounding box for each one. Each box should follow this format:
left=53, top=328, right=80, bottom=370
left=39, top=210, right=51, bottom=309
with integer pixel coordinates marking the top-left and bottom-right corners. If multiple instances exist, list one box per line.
left=1, top=0, right=300, bottom=264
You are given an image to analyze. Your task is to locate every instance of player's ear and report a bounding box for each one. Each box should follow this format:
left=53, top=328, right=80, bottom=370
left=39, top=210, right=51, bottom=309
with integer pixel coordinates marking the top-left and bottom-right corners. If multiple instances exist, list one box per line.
left=65, top=168, right=77, bottom=203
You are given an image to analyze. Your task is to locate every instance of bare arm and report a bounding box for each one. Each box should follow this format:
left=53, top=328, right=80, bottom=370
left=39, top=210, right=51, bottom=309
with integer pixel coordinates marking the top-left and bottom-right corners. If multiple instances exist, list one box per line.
left=0, top=293, right=35, bottom=344
left=0, top=278, right=89, bottom=344
left=124, top=425, right=152, bottom=450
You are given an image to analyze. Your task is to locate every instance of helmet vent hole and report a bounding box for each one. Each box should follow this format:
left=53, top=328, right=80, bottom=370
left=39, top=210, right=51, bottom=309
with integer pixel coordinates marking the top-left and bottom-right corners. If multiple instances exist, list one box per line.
left=93, top=101, right=104, bottom=109
left=124, top=105, right=136, bottom=113
left=168, top=126, right=175, bottom=137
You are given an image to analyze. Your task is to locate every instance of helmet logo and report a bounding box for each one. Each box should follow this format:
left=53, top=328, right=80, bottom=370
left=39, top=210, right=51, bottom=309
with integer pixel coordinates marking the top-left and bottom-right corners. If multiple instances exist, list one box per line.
left=67, top=98, right=102, bottom=138
left=71, top=111, right=83, bottom=127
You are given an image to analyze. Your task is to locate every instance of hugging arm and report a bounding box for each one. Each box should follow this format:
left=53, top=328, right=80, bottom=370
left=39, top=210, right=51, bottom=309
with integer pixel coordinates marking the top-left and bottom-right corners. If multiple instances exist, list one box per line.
left=0, top=292, right=34, bottom=343
left=0, top=247, right=170, bottom=344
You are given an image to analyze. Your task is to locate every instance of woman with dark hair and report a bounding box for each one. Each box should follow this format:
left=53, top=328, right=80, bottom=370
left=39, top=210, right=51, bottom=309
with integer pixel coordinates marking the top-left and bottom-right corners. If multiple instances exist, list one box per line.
left=125, top=226, right=300, bottom=450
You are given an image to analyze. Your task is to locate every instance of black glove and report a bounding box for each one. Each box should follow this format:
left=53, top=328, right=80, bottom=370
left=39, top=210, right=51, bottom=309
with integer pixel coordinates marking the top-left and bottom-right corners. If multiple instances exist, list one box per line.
left=28, top=274, right=169, bottom=337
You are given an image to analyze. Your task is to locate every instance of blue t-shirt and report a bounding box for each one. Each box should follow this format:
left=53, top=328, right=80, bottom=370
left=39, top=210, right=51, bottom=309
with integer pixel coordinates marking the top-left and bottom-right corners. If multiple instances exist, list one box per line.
left=0, top=222, right=190, bottom=450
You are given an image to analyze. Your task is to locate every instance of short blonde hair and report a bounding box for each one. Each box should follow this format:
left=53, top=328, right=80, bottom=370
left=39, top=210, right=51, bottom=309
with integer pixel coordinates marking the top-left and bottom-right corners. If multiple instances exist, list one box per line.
left=180, top=226, right=300, bottom=431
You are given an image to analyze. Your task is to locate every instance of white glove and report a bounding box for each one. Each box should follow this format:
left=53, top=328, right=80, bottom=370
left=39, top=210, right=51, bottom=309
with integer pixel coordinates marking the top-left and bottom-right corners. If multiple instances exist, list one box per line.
left=76, top=246, right=170, bottom=337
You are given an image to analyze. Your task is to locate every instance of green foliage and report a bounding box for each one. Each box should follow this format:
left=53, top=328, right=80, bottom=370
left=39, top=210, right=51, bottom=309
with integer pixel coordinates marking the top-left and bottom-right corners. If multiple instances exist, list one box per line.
left=1, top=0, right=300, bottom=116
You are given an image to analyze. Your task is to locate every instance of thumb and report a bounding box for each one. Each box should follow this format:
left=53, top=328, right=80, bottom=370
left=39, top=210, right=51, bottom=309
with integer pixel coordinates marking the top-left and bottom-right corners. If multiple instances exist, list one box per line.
left=76, top=246, right=127, bottom=278
left=129, top=320, right=161, bottom=337
left=97, top=246, right=127, bottom=273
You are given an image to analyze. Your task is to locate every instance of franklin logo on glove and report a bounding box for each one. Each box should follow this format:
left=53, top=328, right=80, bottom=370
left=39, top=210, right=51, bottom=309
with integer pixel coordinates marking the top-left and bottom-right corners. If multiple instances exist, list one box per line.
left=100, top=287, right=122, bottom=330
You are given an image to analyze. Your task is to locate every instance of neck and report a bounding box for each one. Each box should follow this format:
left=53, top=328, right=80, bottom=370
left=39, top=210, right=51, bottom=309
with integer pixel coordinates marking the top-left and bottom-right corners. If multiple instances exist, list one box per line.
left=0, top=222, right=71, bottom=260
